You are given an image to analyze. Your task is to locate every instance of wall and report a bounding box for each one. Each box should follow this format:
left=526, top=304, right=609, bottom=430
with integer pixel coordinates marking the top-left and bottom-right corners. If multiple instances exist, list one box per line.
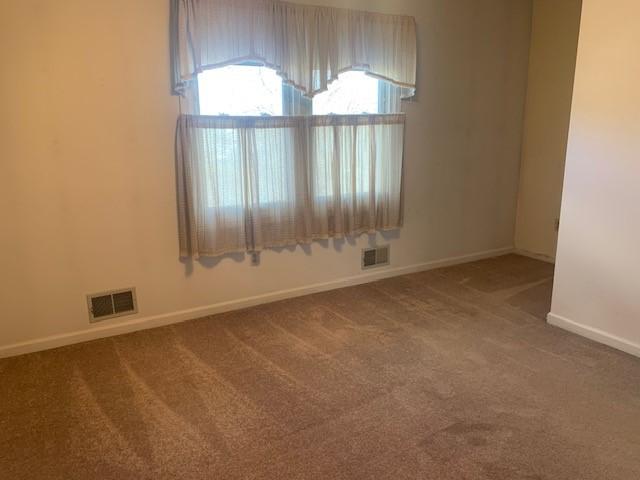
left=0, top=0, right=532, bottom=356
left=514, top=0, right=582, bottom=261
left=549, top=0, right=640, bottom=357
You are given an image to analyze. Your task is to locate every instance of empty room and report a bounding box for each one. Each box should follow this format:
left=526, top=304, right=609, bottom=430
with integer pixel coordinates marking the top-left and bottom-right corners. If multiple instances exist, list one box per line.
left=2, top=0, right=639, bottom=478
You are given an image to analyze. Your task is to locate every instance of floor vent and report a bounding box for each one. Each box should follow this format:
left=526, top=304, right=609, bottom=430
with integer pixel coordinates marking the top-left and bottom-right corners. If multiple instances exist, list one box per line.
left=362, top=246, right=390, bottom=269
left=87, top=288, right=137, bottom=323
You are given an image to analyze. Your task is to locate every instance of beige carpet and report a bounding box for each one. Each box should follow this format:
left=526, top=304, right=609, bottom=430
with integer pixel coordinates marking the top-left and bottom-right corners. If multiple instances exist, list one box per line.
left=1, top=254, right=639, bottom=479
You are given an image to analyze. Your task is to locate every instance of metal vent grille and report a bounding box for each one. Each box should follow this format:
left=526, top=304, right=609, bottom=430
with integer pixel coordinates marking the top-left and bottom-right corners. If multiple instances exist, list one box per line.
left=87, top=288, right=137, bottom=323
left=376, top=246, right=389, bottom=265
left=362, top=246, right=390, bottom=269
left=363, top=249, right=377, bottom=268
left=113, top=291, right=135, bottom=313
left=90, top=295, right=114, bottom=318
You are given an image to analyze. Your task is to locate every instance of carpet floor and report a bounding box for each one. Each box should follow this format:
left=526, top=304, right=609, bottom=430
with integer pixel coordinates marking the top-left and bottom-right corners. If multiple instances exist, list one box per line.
left=1, top=254, right=640, bottom=479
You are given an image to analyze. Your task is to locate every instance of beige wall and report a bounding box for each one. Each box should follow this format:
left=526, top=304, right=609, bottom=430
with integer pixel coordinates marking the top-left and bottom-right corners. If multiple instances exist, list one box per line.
left=0, top=0, right=532, bottom=354
left=549, top=0, right=640, bottom=357
left=515, top=0, right=582, bottom=261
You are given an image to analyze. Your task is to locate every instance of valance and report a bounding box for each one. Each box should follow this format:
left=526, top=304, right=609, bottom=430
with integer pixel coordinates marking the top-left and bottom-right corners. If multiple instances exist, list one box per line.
left=170, top=0, right=417, bottom=99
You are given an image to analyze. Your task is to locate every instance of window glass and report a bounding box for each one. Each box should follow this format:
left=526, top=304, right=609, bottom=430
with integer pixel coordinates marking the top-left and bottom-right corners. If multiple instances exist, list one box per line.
left=312, top=71, right=379, bottom=115
left=198, top=65, right=283, bottom=116
left=198, top=66, right=386, bottom=116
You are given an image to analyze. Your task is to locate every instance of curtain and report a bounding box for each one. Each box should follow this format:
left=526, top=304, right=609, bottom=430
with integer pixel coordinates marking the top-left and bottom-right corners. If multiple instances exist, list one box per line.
left=177, top=114, right=405, bottom=258
left=171, top=0, right=415, bottom=258
left=171, top=0, right=417, bottom=100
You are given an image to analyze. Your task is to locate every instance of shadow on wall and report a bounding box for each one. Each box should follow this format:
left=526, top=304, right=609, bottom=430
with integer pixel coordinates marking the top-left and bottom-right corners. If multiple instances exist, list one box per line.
left=179, top=229, right=401, bottom=276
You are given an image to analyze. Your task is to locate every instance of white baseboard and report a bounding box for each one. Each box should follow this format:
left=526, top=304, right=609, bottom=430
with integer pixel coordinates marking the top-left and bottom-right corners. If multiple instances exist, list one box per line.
left=0, top=246, right=514, bottom=359
left=547, top=312, right=640, bottom=358
left=514, top=248, right=555, bottom=264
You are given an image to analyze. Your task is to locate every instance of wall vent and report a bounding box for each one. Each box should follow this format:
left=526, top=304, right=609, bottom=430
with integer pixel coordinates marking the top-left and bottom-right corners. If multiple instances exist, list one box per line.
left=362, top=246, right=390, bottom=269
left=87, top=288, right=137, bottom=323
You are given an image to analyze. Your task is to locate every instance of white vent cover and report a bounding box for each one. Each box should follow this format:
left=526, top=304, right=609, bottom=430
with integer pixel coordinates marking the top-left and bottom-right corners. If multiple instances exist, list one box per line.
left=362, top=246, right=390, bottom=269
left=87, top=288, right=137, bottom=323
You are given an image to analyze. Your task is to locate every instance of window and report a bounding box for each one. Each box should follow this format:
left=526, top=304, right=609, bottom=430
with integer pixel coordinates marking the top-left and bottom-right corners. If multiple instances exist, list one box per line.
left=195, top=65, right=401, bottom=212
left=197, top=65, right=386, bottom=116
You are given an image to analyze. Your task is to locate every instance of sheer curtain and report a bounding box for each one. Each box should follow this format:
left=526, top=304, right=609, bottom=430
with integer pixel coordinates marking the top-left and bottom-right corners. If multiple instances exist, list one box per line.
left=177, top=114, right=405, bottom=257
